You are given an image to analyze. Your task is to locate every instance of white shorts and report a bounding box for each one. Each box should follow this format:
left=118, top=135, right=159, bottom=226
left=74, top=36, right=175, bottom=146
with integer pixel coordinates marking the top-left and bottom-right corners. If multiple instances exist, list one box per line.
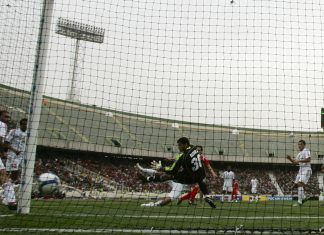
left=0, top=158, right=5, bottom=170
left=251, top=187, right=257, bottom=194
left=295, top=167, right=312, bottom=185
left=168, top=181, right=189, bottom=200
left=223, top=185, right=233, bottom=193
left=6, top=153, right=23, bottom=171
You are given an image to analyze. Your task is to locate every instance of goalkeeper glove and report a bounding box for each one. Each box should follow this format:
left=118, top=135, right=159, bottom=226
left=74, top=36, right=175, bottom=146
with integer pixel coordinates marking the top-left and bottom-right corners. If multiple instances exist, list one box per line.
left=151, top=160, right=162, bottom=170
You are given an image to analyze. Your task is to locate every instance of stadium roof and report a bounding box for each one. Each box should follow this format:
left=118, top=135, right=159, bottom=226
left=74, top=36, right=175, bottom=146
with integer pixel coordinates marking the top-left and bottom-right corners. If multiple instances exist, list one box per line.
left=0, top=83, right=323, bottom=164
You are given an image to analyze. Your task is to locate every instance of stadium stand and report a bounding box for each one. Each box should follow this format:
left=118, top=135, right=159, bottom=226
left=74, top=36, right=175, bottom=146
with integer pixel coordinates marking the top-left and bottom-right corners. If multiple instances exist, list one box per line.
left=1, top=83, right=324, bottom=164
left=0, top=84, right=322, bottom=198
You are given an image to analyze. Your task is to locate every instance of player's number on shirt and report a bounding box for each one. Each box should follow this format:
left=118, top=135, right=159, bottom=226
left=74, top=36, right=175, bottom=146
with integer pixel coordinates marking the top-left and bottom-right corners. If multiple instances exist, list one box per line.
left=191, top=157, right=202, bottom=172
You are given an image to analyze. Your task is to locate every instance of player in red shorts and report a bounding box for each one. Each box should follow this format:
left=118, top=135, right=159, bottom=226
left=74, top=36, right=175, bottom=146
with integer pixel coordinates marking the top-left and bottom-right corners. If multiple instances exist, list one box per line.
left=177, top=145, right=217, bottom=205
left=231, top=179, right=239, bottom=202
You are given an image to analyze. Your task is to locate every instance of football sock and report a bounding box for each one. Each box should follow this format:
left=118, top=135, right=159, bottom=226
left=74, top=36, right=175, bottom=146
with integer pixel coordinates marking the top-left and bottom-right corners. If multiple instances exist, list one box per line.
left=298, top=187, right=304, bottom=204
left=189, top=186, right=199, bottom=202
left=179, top=192, right=191, bottom=202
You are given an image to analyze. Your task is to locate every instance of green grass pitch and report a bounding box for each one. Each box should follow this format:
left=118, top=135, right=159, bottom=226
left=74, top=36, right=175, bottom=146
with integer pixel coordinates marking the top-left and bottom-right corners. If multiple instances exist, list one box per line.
left=0, top=199, right=323, bottom=234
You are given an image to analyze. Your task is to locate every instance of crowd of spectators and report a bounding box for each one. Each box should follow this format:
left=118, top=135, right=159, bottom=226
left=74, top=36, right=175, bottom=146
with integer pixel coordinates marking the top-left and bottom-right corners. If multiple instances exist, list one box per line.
left=34, top=154, right=322, bottom=197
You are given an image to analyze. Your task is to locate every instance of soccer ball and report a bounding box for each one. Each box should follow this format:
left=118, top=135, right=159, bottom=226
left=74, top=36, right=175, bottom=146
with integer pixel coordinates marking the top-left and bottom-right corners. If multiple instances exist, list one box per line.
left=38, top=173, right=60, bottom=195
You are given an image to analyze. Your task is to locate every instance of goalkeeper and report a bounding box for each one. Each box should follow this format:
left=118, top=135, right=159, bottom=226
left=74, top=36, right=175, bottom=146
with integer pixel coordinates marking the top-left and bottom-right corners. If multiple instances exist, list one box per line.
left=138, top=152, right=189, bottom=207
left=138, top=137, right=216, bottom=208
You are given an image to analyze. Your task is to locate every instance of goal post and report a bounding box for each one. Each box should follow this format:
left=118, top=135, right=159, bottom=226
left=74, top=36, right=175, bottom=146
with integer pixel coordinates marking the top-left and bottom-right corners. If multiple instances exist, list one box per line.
left=17, top=0, right=55, bottom=214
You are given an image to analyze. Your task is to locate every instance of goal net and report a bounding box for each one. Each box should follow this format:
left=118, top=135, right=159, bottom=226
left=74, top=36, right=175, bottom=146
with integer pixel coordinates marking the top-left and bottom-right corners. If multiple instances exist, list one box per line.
left=0, top=0, right=323, bottom=234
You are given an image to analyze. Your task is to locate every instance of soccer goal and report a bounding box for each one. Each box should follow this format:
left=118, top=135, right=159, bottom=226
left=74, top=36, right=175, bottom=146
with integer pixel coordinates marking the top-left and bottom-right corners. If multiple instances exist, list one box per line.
left=0, top=0, right=323, bottom=234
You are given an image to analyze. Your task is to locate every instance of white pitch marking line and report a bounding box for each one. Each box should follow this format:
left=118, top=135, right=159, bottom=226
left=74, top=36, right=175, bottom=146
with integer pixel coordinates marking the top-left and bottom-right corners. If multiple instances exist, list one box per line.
left=0, top=215, right=14, bottom=217
left=0, top=228, right=322, bottom=234
left=28, top=213, right=324, bottom=219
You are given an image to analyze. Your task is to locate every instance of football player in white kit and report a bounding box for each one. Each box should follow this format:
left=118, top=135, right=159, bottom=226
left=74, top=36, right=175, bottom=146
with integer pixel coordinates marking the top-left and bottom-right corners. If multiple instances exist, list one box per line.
left=5, top=118, right=27, bottom=182
left=221, top=166, right=235, bottom=202
left=287, top=140, right=312, bottom=206
left=250, top=177, right=259, bottom=202
left=0, top=110, right=21, bottom=210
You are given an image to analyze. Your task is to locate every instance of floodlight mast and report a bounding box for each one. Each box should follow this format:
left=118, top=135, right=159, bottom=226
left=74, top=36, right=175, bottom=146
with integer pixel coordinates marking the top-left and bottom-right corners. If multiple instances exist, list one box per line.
left=55, top=17, right=105, bottom=102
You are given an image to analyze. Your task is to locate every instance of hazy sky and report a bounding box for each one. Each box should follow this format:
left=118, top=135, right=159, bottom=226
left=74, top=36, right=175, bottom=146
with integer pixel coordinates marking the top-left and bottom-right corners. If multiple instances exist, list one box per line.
left=1, top=0, right=324, bottom=131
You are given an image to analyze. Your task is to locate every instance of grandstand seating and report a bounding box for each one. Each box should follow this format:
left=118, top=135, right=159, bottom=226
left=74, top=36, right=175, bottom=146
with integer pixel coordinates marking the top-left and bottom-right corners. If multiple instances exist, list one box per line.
left=1, top=84, right=324, bottom=163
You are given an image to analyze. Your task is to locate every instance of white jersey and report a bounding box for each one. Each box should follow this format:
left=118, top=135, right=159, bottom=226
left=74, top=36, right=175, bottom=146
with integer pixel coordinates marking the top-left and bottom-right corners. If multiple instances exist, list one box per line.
left=251, top=179, right=258, bottom=188
left=5, top=128, right=27, bottom=154
left=294, top=148, right=312, bottom=185
left=223, top=171, right=235, bottom=186
left=0, top=121, right=7, bottom=140
left=251, top=179, right=259, bottom=188
left=296, top=148, right=311, bottom=169
left=5, top=128, right=27, bottom=171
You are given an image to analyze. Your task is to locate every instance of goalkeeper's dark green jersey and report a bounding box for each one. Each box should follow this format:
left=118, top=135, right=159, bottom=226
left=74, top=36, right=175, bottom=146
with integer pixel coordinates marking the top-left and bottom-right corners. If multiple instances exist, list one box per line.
left=167, top=145, right=206, bottom=184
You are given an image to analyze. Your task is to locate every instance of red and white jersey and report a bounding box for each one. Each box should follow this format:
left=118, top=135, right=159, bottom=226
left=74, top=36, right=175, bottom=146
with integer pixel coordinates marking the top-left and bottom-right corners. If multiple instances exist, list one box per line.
left=200, top=154, right=210, bottom=166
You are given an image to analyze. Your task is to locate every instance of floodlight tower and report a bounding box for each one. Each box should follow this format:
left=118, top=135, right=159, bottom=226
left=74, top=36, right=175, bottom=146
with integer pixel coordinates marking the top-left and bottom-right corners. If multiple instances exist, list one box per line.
left=56, top=17, right=105, bottom=102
